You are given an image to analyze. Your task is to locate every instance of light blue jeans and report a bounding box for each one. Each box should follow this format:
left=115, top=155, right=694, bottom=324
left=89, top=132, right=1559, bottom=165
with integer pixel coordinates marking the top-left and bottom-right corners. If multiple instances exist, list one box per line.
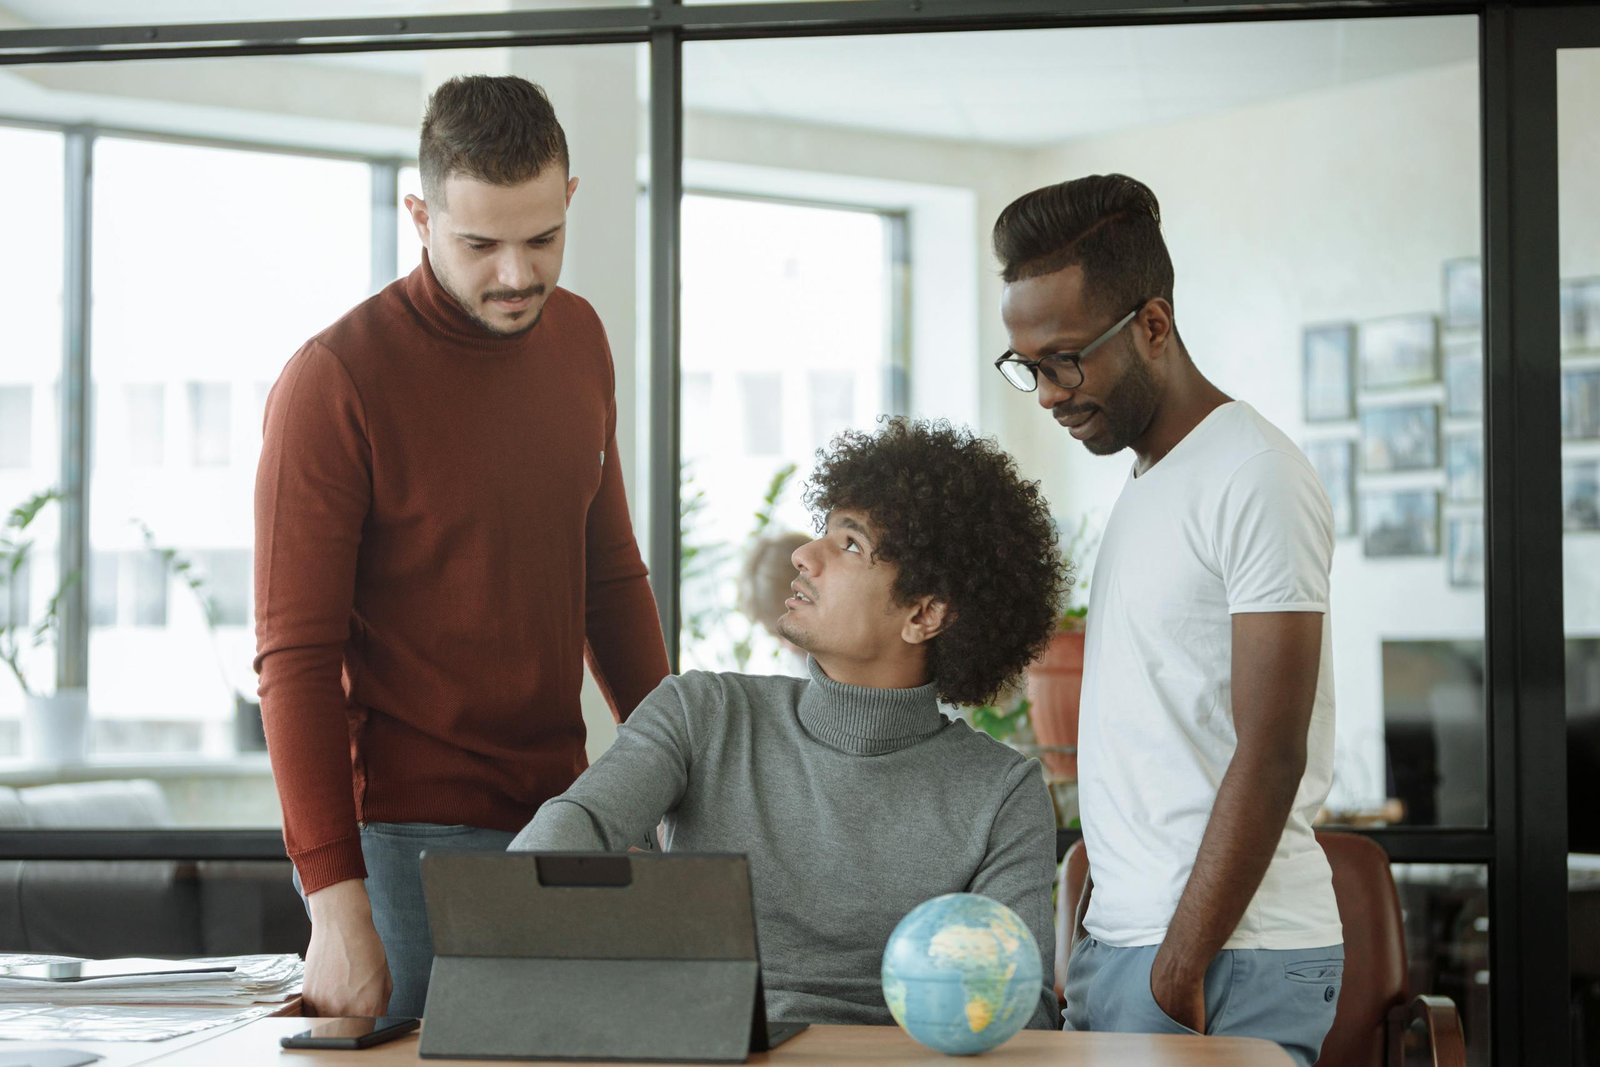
left=293, top=822, right=518, bottom=1018
left=1062, top=938, right=1344, bottom=1067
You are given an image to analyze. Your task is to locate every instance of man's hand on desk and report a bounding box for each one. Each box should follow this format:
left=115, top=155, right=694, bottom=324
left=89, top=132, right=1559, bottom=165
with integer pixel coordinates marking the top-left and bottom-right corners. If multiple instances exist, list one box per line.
left=303, top=878, right=393, bottom=1017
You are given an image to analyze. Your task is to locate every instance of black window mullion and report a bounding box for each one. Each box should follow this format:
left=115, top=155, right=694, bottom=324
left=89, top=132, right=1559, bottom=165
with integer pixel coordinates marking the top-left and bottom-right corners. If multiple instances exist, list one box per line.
left=1481, top=6, right=1572, bottom=1065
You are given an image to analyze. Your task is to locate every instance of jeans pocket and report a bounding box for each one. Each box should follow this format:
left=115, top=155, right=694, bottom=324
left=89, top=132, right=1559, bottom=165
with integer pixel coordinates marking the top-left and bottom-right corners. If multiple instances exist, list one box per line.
left=1285, top=956, right=1344, bottom=1019
left=1284, top=958, right=1345, bottom=984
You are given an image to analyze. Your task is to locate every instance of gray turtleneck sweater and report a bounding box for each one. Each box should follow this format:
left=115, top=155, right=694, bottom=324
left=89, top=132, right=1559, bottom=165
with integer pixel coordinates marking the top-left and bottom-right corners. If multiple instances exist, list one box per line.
left=509, top=660, right=1059, bottom=1030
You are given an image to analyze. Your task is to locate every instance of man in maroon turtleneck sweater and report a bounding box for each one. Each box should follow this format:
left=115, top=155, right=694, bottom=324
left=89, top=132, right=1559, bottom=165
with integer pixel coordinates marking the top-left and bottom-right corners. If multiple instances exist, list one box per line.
left=253, top=75, right=669, bottom=1019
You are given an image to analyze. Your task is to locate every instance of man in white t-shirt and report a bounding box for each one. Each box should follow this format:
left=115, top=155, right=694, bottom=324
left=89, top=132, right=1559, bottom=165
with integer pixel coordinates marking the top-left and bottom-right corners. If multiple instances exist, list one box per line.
left=990, top=174, right=1343, bottom=1067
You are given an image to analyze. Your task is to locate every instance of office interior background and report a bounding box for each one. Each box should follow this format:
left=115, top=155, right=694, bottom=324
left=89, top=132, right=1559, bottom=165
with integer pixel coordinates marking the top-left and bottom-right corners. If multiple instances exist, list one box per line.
left=0, top=1, right=1593, bottom=1064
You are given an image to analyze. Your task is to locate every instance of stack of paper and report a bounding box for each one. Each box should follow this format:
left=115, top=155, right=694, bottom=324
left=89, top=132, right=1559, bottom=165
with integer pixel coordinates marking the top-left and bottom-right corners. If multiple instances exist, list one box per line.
left=0, top=954, right=303, bottom=1006
left=0, top=1001, right=282, bottom=1042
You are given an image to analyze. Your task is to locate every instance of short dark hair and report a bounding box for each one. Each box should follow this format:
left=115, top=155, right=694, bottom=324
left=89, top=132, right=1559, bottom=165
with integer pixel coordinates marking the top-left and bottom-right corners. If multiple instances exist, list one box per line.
left=992, top=174, right=1175, bottom=321
left=419, top=75, right=568, bottom=205
left=804, top=417, right=1070, bottom=707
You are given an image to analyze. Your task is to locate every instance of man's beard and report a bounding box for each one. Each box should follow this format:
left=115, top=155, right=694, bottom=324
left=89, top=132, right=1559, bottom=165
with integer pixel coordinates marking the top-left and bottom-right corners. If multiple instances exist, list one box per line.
left=776, top=614, right=815, bottom=652
left=436, top=261, right=545, bottom=337
left=1063, top=336, right=1159, bottom=456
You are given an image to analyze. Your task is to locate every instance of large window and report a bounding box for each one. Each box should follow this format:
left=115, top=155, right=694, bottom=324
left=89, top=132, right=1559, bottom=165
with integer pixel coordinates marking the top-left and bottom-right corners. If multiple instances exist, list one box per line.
left=0, top=38, right=651, bottom=814
left=678, top=193, right=905, bottom=672
left=0, top=125, right=64, bottom=758
left=87, top=136, right=373, bottom=760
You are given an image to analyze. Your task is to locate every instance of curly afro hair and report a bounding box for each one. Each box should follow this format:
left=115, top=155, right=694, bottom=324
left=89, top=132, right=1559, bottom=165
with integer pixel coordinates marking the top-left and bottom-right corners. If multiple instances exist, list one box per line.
left=804, top=417, right=1071, bottom=707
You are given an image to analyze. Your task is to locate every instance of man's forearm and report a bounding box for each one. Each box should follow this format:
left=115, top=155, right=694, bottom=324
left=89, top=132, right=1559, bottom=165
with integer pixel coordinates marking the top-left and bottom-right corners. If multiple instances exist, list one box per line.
left=258, top=647, right=369, bottom=893
left=511, top=797, right=609, bottom=851
left=1154, top=750, right=1305, bottom=981
left=308, top=877, right=374, bottom=924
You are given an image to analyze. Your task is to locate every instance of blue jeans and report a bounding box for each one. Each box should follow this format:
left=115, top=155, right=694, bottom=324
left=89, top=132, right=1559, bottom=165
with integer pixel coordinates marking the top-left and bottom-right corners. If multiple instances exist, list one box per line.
left=294, top=822, right=518, bottom=1018
left=1062, top=938, right=1344, bottom=1067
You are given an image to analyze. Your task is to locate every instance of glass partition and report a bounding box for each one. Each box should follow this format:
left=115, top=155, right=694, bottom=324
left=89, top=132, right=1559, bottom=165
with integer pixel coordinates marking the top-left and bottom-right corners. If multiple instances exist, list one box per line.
left=1391, top=862, right=1490, bottom=1065
left=686, top=17, right=1485, bottom=828
left=685, top=18, right=1487, bottom=1058
left=1558, top=44, right=1600, bottom=1067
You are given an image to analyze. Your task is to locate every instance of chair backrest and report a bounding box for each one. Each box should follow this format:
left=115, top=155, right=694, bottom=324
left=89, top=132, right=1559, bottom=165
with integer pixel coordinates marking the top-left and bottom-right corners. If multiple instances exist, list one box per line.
left=1313, top=830, right=1409, bottom=1067
left=1053, top=831, right=1408, bottom=1067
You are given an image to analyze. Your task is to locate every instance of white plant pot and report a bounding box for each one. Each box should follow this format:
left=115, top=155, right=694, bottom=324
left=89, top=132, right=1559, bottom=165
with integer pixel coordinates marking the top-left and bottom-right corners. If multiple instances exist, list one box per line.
left=22, top=688, right=90, bottom=764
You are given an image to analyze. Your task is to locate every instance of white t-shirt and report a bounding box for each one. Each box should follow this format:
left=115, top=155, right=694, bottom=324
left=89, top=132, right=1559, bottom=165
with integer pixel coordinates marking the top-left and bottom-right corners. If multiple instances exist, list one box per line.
left=1079, top=401, right=1342, bottom=950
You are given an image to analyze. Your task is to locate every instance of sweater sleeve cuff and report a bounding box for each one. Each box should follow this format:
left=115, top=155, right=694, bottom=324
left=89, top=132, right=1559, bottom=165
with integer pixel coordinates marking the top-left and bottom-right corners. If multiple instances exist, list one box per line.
left=290, top=836, right=369, bottom=896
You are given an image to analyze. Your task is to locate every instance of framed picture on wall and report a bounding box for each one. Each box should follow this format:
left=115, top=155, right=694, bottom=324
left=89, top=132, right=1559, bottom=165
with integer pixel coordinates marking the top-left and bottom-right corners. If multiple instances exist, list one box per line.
left=1362, top=489, right=1440, bottom=558
left=1563, top=368, right=1600, bottom=440
left=1561, top=278, right=1600, bottom=353
left=1359, top=314, right=1439, bottom=390
left=1445, top=432, right=1482, bottom=503
left=1303, top=438, right=1356, bottom=537
left=1361, top=403, right=1439, bottom=472
left=1442, top=257, right=1482, bottom=331
left=1447, top=516, right=1484, bottom=587
left=1444, top=336, right=1483, bottom=419
left=1303, top=323, right=1355, bottom=422
left=1566, top=460, right=1600, bottom=532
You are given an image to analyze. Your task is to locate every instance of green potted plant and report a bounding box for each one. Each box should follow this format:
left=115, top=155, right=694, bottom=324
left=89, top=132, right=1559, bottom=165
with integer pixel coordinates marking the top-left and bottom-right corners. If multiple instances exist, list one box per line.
left=0, top=489, right=87, bottom=763
left=1024, top=514, right=1102, bottom=783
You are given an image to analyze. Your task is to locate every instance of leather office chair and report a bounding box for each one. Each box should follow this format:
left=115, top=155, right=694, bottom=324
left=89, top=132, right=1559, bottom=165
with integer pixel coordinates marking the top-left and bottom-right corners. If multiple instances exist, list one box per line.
left=1054, top=830, right=1467, bottom=1067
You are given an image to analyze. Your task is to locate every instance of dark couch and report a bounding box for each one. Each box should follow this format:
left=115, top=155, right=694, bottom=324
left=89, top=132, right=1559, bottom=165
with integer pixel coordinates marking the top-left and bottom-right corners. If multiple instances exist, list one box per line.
left=0, top=779, right=310, bottom=958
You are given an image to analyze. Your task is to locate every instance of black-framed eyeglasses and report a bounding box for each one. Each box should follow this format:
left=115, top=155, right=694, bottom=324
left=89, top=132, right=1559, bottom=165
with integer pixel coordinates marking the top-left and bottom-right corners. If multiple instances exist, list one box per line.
left=994, top=304, right=1145, bottom=393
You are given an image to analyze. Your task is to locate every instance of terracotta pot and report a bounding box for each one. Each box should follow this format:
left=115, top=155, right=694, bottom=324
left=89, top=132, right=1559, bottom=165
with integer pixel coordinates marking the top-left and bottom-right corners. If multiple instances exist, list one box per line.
left=1025, top=630, right=1083, bottom=780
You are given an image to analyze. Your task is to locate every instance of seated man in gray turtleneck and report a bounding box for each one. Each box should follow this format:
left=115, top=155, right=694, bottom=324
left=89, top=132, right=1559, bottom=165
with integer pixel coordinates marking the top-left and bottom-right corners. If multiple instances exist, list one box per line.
left=510, top=417, right=1070, bottom=1030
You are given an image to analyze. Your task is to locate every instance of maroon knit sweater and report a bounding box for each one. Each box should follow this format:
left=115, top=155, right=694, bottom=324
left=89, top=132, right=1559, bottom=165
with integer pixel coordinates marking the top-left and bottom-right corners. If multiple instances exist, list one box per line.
left=254, top=253, right=668, bottom=895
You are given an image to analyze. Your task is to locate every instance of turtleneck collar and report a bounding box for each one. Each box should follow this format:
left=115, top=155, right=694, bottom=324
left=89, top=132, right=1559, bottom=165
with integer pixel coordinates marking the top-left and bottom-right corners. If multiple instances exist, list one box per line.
left=401, top=249, right=539, bottom=354
left=797, top=656, right=946, bottom=756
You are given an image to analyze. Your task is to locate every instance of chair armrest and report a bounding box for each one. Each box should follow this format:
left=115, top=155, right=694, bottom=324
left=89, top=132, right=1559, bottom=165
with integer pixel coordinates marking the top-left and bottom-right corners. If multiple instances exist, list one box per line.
left=1386, top=994, right=1467, bottom=1067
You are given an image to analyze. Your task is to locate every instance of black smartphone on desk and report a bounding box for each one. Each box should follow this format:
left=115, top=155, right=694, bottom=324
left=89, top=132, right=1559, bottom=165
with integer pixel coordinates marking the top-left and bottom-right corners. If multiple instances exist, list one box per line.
left=281, top=1016, right=420, bottom=1050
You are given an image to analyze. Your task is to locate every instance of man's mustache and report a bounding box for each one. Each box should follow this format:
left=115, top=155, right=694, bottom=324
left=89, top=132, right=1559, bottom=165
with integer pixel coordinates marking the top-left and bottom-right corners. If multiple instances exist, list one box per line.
left=483, top=285, right=545, bottom=302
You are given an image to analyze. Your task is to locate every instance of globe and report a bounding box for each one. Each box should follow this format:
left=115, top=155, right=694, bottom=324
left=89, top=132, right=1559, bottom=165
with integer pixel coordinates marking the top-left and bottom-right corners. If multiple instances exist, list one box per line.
left=880, top=893, right=1042, bottom=1056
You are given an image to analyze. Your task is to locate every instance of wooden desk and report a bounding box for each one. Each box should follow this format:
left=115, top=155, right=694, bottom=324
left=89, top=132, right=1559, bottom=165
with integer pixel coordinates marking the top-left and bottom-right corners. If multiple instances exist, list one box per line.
left=142, top=1018, right=1295, bottom=1065
left=0, top=1001, right=300, bottom=1067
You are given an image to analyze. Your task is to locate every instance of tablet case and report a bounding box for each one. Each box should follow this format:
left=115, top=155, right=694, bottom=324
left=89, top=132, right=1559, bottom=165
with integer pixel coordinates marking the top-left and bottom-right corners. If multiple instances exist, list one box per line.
left=418, top=851, right=803, bottom=1062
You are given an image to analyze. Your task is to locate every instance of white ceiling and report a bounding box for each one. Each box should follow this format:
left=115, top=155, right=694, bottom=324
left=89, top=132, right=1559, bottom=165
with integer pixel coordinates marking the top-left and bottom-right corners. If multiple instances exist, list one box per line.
left=0, top=3, right=1478, bottom=148
left=682, top=18, right=1477, bottom=146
